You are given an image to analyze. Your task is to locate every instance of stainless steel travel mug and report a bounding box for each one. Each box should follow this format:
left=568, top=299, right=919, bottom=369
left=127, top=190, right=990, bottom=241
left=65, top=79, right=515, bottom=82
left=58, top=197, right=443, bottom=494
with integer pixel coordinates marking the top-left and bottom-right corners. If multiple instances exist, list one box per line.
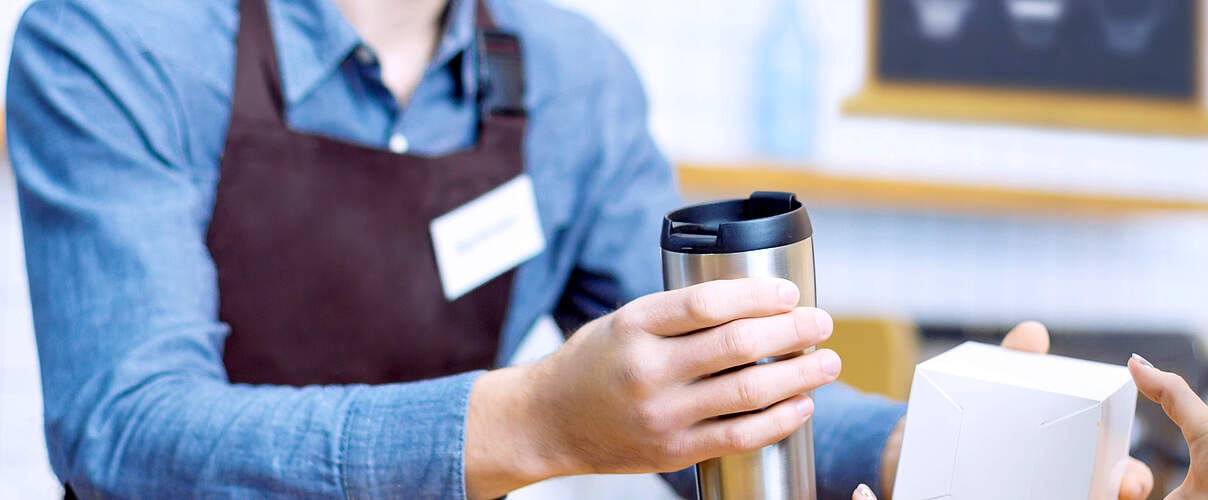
left=661, top=191, right=817, bottom=500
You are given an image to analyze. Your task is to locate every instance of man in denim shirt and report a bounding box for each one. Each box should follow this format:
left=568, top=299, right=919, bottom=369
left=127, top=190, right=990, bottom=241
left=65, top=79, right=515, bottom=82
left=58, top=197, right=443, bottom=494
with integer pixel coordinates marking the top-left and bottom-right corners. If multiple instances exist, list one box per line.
left=6, top=0, right=1154, bottom=499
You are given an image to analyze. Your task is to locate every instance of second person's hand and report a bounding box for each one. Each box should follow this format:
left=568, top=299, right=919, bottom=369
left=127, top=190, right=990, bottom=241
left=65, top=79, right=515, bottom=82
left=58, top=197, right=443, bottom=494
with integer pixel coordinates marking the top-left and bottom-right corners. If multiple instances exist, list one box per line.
left=1129, top=354, right=1208, bottom=500
left=465, top=277, right=840, bottom=499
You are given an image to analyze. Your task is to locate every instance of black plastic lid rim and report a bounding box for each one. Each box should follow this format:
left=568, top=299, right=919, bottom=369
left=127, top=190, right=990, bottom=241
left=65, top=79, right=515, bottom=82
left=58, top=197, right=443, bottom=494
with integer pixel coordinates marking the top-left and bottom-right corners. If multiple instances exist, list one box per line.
left=660, top=191, right=813, bottom=254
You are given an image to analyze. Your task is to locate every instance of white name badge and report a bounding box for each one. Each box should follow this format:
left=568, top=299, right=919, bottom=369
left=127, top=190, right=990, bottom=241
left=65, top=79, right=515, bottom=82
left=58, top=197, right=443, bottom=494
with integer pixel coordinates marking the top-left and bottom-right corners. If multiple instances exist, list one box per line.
left=430, top=175, right=546, bottom=301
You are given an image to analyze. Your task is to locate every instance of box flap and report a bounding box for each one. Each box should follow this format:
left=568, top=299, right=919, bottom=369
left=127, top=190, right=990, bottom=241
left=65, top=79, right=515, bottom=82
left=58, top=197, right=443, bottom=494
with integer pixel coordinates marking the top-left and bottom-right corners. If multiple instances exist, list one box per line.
left=893, top=370, right=962, bottom=499
left=1029, top=404, right=1100, bottom=499
left=919, top=342, right=1131, bottom=401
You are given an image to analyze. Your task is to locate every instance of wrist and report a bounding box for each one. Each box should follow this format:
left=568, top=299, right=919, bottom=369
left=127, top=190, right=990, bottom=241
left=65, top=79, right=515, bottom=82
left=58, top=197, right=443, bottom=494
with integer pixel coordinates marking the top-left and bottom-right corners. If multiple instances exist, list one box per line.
left=465, top=363, right=567, bottom=499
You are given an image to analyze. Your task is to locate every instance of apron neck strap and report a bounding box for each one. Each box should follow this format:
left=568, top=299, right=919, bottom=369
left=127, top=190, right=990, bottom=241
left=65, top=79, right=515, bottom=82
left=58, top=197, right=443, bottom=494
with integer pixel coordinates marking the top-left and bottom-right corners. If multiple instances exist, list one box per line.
left=232, top=0, right=287, bottom=126
left=474, top=1, right=526, bottom=117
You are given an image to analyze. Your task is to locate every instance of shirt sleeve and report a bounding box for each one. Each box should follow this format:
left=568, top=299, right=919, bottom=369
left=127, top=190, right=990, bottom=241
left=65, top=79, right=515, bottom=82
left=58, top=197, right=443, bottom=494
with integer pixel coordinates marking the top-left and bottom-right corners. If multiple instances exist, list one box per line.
left=547, top=27, right=908, bottom=500
left=813, top=383, right=907, bottom=498
left=8, top=2, right=478, bottom=498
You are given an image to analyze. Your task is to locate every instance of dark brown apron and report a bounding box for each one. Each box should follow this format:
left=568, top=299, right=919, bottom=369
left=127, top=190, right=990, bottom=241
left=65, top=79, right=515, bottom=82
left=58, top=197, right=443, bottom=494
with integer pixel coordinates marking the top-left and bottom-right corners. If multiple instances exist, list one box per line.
left=207, top=0, right=527, bottom=386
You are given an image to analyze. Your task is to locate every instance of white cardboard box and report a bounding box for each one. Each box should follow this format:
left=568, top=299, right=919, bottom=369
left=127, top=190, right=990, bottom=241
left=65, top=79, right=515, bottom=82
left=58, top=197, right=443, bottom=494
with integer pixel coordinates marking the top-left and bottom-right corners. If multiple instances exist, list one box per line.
left=892, top=341, right=1137, bottom=500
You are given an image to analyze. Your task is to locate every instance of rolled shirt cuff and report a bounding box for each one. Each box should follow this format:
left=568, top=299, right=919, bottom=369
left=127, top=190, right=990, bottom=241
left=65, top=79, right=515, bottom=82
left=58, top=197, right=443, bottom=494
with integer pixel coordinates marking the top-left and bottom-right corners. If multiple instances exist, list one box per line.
left=340, top=371, right=485, bottom=500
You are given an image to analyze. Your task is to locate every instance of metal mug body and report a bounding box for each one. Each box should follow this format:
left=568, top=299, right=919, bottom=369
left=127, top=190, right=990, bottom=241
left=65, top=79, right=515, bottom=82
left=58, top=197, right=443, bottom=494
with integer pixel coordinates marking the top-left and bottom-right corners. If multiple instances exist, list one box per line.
left=662, top=237, right=818, bottom=500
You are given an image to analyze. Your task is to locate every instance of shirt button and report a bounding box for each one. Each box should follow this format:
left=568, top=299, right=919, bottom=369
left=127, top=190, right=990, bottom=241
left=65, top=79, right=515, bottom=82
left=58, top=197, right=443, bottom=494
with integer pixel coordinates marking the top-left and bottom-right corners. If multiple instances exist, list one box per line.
left=388, top=134, right=409, bottom=154
left=354, top=46, right=376, bottom=65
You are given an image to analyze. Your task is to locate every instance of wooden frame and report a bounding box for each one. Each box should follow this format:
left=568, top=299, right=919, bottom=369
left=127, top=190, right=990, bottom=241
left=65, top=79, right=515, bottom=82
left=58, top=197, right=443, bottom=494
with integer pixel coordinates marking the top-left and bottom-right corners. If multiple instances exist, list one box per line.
left=843, top=0, right=1208, bottom=136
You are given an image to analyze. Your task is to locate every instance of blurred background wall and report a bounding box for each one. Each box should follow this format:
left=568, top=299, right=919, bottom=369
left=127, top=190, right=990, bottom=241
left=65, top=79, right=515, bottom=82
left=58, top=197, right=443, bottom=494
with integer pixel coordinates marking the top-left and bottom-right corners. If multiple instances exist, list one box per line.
left=551, top=0, right=1208, bottom=334
left=4, top=0, right=1208, bottom=498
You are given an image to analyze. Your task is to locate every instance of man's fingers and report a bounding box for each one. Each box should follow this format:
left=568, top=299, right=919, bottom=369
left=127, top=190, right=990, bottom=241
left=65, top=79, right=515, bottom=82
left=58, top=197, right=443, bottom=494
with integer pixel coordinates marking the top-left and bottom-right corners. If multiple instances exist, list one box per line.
left=672, top=307, right=833, bottom=378
left=681, top=349, right=841, bottom=419
left=1129, top=354, right=1208, bottom=447
left=622, top=278, right=799, bottom=336
left=853, top=484, right=877, bottom=499
left=1117, top=456, right=1153, bottom=500
left=1000, top=320, right=1050, bottom=354
left=687, top=395, right=812, bottom=458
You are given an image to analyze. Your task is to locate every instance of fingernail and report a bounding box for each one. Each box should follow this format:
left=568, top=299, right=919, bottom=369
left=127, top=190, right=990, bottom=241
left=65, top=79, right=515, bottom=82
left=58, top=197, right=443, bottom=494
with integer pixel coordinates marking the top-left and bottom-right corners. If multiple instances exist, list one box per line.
left=856, top=483, right=875, bottom=498
left=795, top=397, right=814, bottom=417
left=814, top=309, right=833, bottom=337
left=1131, top=353, right=1156, bottom=369
left=820, top=349, right=842, bottom=377
left=779, top=281, right=799, bottom=306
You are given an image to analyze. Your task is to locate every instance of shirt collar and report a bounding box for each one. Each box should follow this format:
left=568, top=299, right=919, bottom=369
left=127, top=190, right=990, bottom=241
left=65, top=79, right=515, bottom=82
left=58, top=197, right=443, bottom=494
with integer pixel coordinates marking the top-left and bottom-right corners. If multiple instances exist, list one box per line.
left=269, top=0, right=480, bottom=106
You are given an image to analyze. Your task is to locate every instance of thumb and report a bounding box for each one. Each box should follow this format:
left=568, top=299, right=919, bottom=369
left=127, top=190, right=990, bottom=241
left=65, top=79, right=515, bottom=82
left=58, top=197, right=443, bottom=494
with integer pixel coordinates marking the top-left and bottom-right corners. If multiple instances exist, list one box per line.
left=1000, top=320, right=1050, bottom=354
left=853, top=483, right=877, bottom=499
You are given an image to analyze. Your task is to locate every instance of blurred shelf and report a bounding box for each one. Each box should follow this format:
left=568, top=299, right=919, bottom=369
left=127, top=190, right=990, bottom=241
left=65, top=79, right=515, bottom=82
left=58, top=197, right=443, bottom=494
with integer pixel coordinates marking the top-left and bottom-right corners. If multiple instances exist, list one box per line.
left=5, top=102, right=1203, bottom=218
left=843, top=83, right=1208, bottom=137
left=677, top=163, right=1208, bottom=218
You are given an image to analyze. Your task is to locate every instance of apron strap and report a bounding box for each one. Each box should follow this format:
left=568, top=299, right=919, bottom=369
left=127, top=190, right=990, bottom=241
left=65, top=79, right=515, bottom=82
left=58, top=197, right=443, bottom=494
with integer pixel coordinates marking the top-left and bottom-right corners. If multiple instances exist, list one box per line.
left=232, top=0, right=287, bottom=127
left=474, top=2, right=526, bottom=116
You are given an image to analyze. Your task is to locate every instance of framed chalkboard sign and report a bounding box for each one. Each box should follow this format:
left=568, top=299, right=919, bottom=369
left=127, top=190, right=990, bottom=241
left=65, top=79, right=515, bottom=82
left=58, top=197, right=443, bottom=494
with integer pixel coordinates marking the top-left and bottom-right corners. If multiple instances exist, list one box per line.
left=843, top=0, right=1208, bottom=136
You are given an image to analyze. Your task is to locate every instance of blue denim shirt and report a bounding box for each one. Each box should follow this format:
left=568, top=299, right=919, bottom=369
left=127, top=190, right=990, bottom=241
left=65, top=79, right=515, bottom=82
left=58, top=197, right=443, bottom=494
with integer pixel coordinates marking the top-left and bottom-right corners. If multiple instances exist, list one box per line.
left=6, top=0, right=906, bottom=498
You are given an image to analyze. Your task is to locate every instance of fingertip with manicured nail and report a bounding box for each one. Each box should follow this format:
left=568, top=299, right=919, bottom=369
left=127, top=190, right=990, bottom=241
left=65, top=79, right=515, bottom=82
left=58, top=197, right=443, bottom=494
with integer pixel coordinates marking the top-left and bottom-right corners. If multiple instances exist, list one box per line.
left=856, top=483, right=875, bottom=498
left=1131, top=353, right=1155, bottom=369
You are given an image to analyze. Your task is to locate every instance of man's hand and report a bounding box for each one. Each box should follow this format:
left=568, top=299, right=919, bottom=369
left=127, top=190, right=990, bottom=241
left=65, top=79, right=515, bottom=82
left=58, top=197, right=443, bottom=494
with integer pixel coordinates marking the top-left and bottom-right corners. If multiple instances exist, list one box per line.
left=878, top=321, right=1155, bottom=500
left=464, top=278, right=840, bottom=499
left=1128, top=353, right=1208, bottom=500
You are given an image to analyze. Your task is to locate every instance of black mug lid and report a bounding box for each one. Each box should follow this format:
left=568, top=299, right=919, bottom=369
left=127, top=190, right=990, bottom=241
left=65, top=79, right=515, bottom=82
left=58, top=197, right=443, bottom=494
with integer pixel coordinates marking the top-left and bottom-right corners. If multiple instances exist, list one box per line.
left=661, top=191, right=812, bottom=254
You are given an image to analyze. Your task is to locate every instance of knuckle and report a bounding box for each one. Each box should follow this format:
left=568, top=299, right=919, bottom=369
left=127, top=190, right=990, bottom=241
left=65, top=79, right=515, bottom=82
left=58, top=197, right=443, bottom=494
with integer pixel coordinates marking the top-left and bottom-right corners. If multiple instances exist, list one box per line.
left=1187, top=422, right=1208, bottom=449
left=687, top=288, right=718, bottom=323
left=656, top=435, right=689, bottom=465
left=723, top=425, right=754, bottom=452
left=619, top=355, right=657, bottom=394
left=610, top=307, right=639, bottom=334
left=1157, top=373, right=1183, bottom=406
left=748, top=280, right=774, bottom=312
left=1175, top=375, right=1195, bottom=396
left=635, top=402, right=673, bottom=435
left=723, top=323, right=757, bottom=359
left=735, top=376, right=766, bottom=409
left=621, top=366, right=649, bottom=393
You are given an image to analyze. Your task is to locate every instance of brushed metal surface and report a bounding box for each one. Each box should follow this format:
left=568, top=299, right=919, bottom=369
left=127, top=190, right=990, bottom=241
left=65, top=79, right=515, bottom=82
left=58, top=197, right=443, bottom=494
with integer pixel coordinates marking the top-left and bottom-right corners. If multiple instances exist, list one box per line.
left=662, top=238, right=818, bottom=500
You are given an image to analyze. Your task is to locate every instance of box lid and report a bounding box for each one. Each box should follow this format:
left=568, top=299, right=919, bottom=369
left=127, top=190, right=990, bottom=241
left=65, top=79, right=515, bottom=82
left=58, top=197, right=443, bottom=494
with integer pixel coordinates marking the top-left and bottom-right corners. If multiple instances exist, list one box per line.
left=919, top=341, right=1132, bottom=401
